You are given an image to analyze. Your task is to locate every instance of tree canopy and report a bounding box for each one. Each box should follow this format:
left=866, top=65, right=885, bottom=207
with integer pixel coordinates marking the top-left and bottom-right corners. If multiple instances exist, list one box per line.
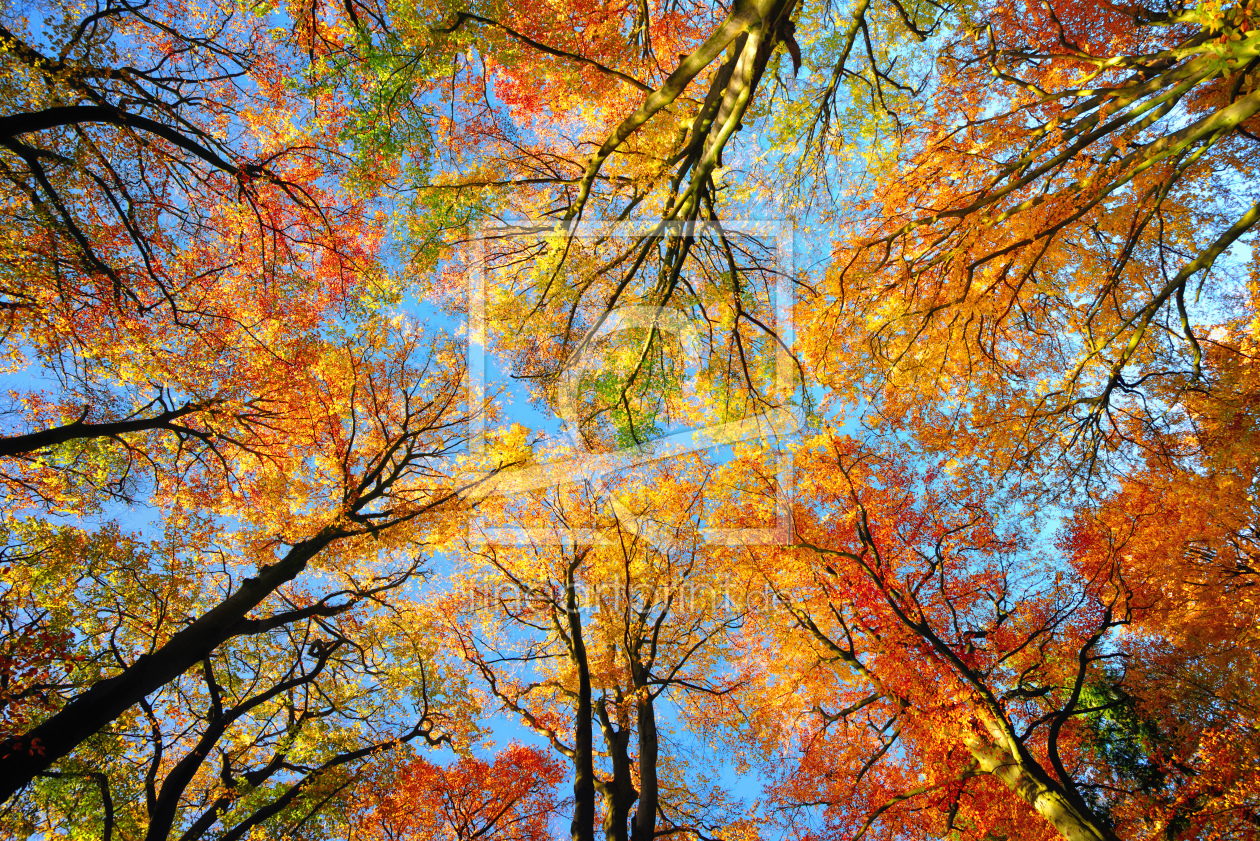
left=2, top=0, right=1259, bottom=839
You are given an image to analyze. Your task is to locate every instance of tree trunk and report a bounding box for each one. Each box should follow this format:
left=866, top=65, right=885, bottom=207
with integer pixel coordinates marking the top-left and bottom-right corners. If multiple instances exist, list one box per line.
left=630, top=691, right=659, bottom=841
left=567, top=565, right=597, bottom=841
left=962, top=728, right=1116, bottom=841
left=0, top=530, right=338, bottom=802
left=595, top=698, right=636, bottom=841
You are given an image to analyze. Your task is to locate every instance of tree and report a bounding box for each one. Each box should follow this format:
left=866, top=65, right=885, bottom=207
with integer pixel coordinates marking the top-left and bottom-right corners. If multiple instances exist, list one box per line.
left=0, top=0, right=390, bottom=508
left=799, top=0, right=1260, bottom=482
left=712, top=438, right=1131, bottom=841
left=2, top=556, right=461, bottom=841
left=0, top=319, right=484, bottom=801
left=1059, top=326, right=1260, bottom=837
left=445, top=462, right=751, bottom=841
left=350, top=744, right=565, bottom=841
left=298, top=0, right=949, bottom=436
left=9, top=0, right=1260, bottom=837
left=0, top=0, right=501, bottom=813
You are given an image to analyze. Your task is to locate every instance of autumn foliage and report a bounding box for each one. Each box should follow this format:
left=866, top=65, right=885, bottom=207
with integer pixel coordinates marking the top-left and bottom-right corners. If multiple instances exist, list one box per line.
left=3, top=0, right=1260, bottom=839
left=351, top=745, right=565, bottom=841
